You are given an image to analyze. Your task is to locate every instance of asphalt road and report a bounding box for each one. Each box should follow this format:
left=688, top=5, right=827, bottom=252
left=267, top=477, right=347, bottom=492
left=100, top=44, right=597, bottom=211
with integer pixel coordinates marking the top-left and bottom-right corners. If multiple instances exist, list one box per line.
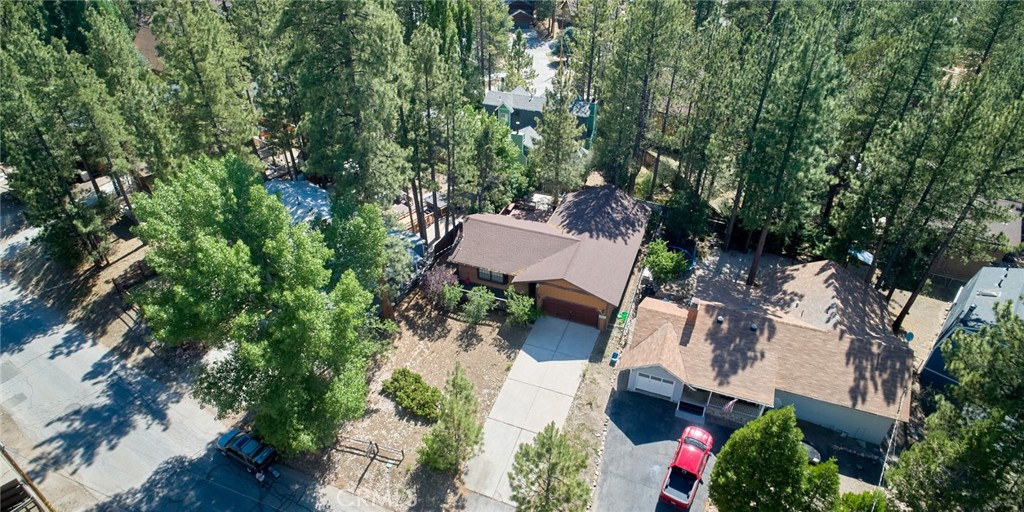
left=0, top=195, right=383, bottom=512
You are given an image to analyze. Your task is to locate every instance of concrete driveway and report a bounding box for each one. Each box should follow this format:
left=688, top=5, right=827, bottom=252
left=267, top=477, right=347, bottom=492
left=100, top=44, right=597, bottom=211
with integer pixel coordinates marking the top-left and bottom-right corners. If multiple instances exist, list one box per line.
left=465, top=317, right=598, bottom=505
left=597, top=389, right=735, bottom=512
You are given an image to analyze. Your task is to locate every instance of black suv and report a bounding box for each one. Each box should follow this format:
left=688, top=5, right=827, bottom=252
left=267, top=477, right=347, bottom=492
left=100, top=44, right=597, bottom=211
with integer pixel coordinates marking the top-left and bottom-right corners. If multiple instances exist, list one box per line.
left=216, top=429, right=280, bottom=478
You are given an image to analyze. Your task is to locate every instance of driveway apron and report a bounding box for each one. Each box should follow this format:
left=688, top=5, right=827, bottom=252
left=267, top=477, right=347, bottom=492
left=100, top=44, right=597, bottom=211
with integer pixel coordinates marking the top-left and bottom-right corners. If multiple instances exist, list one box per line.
left=464, top=317, right=598, bottom=505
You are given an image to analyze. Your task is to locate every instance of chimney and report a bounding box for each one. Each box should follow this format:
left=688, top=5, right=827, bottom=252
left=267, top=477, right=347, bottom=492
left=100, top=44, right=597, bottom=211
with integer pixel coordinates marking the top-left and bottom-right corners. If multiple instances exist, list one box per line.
left=686, top=298, right=700, bottom=326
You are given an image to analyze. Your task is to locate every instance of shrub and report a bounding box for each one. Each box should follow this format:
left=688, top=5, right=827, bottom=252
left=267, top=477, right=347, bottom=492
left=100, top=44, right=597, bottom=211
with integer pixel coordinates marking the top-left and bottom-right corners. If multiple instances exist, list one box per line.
left=418, top=363, right=483, bottom=472
left=506, top=290, right=539, bottom=326
left=462, top=287, right=496, bottom=324
left=441, top=283, right=463, bottom=312
left=381, top=368, right=442, bottom=421
left=838, top=491, right=887, bottom=512
left=646, top=239, right=686, bottom=284
left=422, top=266, right=457, bottom=306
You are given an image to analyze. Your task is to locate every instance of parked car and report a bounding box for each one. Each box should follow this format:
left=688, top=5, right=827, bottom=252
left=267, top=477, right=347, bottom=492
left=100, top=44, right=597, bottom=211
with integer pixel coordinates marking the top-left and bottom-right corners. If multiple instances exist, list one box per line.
left=217, top=429, right=281, bottom=478
left=660, top=426, right=714, bottom=509
left=801, top=440, right=822, bottom=465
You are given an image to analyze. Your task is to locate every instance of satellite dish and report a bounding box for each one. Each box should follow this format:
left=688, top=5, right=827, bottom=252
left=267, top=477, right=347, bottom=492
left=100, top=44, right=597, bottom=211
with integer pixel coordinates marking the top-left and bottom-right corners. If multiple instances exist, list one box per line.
left=904, top=332, right=914, bottom=342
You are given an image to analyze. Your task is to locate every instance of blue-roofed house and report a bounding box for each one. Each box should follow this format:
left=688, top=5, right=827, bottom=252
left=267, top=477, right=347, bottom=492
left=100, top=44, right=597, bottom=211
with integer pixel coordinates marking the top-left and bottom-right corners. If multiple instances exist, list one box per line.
left=920, top=266, right=1024, bottom=389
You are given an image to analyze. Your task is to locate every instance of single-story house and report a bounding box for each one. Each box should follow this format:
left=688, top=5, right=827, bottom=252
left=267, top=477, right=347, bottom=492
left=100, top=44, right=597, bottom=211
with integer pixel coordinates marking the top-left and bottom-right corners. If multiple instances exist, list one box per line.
left=449, top=186, right=650, bottom=330
left=921, top=266, right=1024, bottom=389
left=620, top=261, right=914, bottom=445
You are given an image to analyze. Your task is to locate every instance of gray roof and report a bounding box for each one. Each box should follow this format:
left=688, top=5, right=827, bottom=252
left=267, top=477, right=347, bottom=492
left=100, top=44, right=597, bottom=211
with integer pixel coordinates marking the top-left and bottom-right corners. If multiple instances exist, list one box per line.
left=569, top=98, right=592, bottom=118
left=516, top=126, right=541, bottom=149
left=483, top=87, right=546, bottom=113
left=264, top=180, right=332, bottom=225
left=939, top=267, right=1024, bottom=339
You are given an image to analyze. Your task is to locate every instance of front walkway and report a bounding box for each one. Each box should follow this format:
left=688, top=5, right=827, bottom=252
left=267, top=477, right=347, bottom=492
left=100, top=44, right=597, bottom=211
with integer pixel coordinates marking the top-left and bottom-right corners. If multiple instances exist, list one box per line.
left=464, top=317, right=599, bottom=505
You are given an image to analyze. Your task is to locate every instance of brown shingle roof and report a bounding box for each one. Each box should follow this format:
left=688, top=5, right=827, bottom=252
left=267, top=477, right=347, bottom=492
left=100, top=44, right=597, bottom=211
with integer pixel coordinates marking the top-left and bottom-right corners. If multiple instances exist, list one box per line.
left=449, top=214, right=578, bottom=275
left=452, top=187, right=650, bottom=305
left=516, top=186, right=650, bottom=304
left=622, top=294, right=913, bottom=421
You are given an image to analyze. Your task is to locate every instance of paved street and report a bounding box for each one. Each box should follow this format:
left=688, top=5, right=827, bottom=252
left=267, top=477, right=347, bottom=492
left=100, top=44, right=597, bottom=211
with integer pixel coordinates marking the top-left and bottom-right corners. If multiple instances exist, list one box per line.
left=0, top=196, right=381, bottom=511
left=523, top=28, right=558, bottom=94
left=596, top=388, right=731, bottom=512
left=465, top=317, right=598, bottom=506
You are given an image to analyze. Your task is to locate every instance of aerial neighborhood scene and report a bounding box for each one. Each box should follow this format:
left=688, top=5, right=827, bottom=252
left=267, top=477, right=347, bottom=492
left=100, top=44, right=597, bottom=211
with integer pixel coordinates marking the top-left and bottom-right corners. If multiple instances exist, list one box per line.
left=2, top=0, right=1023, bottom=511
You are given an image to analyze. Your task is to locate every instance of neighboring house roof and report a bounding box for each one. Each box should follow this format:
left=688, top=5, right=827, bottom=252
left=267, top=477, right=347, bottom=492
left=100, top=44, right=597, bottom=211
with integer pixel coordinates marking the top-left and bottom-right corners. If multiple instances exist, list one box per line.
left=622, top=297, right=913, bottom=421
left=483, top=87, right=546, bottom=113
left=516, top=126, right=541, bottom=150
left=450, top=186, right=650, bottom=305
left=695, top=260, right=894, bottom=340
left=569, top=98, right=592, bottom=118
left=989, top=200, right=1023, bottom=247
left=938, top=267, right=1024, bottom=338
left=264, top=180, right=332, bottom=225
left=449, top=214, right=578, bottom=276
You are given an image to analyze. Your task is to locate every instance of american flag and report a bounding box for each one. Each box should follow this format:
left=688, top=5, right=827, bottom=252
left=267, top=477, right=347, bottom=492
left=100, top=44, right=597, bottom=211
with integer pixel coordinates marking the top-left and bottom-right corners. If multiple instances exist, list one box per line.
left=722, top=398, right=738, bottom=414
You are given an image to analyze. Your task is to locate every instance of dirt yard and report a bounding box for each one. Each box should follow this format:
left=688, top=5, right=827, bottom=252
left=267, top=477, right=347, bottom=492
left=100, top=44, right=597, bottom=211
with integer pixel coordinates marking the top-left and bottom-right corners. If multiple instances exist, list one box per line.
left=295, top=292, right=529, bottom=511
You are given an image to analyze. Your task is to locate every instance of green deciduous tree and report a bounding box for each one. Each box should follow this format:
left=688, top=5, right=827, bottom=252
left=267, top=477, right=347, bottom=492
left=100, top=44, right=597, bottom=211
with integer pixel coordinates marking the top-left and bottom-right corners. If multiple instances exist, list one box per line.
left=458, top=110, right=528, bottom=213
left=710, top=406, right=839, bottom=512
left=646, top=239, right=686, bottom=284
left=152, top=0, right=255, bottom=157
left=133, top=156, right=376, bottom=454
left=508, top=422, right=590, bottom=512
left=887, top=301, right=1024, bottom=511
left=418, top=363, right=483, bottom=472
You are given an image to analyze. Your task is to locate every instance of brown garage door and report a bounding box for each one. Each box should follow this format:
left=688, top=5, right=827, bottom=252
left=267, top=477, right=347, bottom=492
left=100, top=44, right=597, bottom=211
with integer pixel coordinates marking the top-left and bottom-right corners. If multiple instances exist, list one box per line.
left=542, top=298, right=599, bottom=328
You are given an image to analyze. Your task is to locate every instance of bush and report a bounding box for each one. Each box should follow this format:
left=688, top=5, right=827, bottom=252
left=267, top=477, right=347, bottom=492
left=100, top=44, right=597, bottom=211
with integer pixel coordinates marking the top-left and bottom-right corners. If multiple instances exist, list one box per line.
left=462, top=287, right=496, bottom=324
left=506, top=290, right=539, bottom=326
left=646, top=239, right=686, bottom=284
left=838, top=491, right=887, bottom=512
left=441, top=283, right=463, bottom=312
left=421, top=266, right=457, bottom=306
left=381, top=368, right=442, bottom=421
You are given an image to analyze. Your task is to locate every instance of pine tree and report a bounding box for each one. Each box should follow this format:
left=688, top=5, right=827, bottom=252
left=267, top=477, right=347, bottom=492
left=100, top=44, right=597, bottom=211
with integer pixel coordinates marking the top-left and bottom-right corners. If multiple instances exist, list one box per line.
left=466, top=111, right=528, bottom=213
left=283, top=0, right=409, bottom=204
left=84, top=8, right=178, bottom=181
left=227, top=0, right=302, bottom=177
left=151, top=0, right=255, bottom=157
left=472, top=0, right=512, bottom=92
left=569, top=0, right=613, bottom=101
left=418, top=363, right=483, bottom=472
left=741, top=5, right=842, bottom=286
left=508, top=422, right=590, bottom=512
left=531, top=64, right=584, bottom=204
left=504, top=29, right=537, bottom=92
left=887, top=301, right=1024, bottom=511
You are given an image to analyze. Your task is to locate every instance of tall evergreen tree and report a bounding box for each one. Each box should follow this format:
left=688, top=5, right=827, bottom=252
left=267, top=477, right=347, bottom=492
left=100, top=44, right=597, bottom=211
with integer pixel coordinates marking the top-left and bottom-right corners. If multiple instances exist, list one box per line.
left=471, top=0, right=512, bottom=92
left=741, top=5, right=842, bottom=286
left=887, top=301, right=1024, bottom=511
left=84, top=8, right=178, bottom=182
left=531, top=64, right=584, bottom=204
left=569, top=0, right=613, bottom=101
left=504, top=28, right=537, bottom=92
left=151, top=0, right=255, bottom=157
left=283, top=0, right=409, bottom=204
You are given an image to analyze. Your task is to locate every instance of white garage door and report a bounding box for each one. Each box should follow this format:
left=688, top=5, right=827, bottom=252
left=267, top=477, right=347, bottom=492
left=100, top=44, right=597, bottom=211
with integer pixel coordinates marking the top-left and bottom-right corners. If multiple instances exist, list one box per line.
left=635, top=372, right=675, bottom=398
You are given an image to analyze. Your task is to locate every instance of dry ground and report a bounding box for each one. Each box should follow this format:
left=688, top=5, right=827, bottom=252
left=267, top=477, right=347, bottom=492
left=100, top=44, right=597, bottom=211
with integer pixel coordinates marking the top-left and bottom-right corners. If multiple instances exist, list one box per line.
left=292, top=292, right=529, bottom=511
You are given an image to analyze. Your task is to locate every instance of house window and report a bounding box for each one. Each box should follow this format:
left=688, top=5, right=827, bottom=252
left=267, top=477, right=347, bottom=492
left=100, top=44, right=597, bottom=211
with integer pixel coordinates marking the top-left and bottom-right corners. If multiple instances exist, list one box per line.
left=478, top=268, right=507, bottom=284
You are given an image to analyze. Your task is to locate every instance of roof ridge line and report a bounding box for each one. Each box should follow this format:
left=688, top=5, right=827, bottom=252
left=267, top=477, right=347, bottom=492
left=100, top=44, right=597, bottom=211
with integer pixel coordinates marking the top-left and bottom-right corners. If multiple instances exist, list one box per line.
left=473, top=215, right=580, bottom=241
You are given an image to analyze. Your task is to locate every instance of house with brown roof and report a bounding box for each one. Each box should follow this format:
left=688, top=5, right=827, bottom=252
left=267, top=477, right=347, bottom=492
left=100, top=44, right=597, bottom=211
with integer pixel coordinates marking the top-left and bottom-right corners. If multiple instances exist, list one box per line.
left=619, top=261, right=914, bottom=445
left=449, top=186, right=650, bottom=330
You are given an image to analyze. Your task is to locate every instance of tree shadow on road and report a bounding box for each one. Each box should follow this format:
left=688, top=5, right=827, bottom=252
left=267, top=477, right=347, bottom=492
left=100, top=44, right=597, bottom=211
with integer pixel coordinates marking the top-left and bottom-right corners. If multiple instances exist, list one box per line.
left=27, top=349, right=189, bottom=484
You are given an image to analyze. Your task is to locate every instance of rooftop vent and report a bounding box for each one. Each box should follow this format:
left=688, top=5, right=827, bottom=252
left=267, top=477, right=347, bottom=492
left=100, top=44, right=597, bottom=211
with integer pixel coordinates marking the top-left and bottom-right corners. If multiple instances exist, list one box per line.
left=977, top=290, right=1001, bottom=297
left=716, top=316, right=724, bottom=324
left=750, top=323, right=758, bottom=332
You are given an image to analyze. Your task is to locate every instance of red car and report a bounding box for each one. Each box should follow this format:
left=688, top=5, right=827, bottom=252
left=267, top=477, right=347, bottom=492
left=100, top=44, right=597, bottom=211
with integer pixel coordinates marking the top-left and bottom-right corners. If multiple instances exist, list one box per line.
left=659, top=426, right=714, bottom=509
